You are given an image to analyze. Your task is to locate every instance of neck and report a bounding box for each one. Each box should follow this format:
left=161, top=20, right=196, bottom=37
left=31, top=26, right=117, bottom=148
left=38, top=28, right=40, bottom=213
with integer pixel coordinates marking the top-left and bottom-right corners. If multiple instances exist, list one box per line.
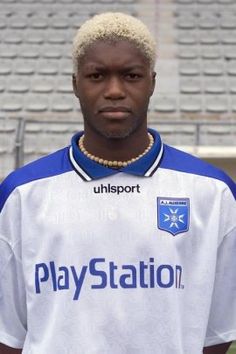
left=82, top=129, right=150, bottom=161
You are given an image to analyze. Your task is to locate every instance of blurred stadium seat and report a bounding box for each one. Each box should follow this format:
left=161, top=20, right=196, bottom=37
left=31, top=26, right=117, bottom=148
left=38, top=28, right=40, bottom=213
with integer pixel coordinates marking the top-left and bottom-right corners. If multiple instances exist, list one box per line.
left=0, top=0, right=235, bottom=181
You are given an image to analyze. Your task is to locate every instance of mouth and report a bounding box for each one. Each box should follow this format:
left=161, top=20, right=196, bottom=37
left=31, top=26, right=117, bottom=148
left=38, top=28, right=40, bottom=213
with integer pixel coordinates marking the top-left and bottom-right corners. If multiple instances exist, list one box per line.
left=98, top=106, right=131, bottom=119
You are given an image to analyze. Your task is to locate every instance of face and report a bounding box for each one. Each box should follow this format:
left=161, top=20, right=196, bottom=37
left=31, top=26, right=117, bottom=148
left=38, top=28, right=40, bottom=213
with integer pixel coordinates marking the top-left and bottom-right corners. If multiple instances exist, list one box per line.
left=73, top=40, right=156, bottom=140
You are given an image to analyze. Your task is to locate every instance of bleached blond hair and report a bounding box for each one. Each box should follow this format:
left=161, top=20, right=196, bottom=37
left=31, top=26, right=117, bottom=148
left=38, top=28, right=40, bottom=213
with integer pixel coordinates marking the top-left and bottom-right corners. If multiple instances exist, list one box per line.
left=72, top=12, right=156, bottom=74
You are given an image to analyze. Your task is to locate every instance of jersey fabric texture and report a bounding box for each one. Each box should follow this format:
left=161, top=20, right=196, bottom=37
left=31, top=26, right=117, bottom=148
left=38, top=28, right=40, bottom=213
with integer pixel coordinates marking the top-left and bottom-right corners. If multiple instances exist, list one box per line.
left=0, top=128, right=236, bottom=354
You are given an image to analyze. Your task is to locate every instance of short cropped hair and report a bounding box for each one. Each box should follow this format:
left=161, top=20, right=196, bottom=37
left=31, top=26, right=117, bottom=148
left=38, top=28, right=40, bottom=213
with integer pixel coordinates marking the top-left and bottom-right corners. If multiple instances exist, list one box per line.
left=72, top=12, right=156, bottom=74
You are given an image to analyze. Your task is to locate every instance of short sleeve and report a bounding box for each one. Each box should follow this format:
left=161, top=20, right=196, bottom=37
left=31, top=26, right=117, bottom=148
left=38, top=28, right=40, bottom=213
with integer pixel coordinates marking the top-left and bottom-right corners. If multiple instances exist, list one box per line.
left=204, top=227, right=236, bottom=346
left=0, top=190, right=27, bottom=348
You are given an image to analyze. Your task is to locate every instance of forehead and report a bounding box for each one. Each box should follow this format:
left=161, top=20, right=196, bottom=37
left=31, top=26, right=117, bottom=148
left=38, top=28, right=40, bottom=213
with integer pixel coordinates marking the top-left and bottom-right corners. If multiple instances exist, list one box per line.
left=79, top=40, right=150, bottom=70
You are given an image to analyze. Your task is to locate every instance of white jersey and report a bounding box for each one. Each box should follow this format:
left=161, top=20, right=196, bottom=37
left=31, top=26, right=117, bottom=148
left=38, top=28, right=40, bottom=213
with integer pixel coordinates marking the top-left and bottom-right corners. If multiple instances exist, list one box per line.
left=0, top=128, right=235, bottom=354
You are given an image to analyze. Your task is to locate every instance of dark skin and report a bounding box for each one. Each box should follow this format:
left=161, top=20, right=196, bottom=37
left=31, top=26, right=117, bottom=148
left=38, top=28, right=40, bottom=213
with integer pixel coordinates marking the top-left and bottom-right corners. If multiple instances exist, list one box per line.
left=0, top=341, right=232, bottom=354
left=203, top=342, right=232, bottom=353
left=0, top=40, right=233, bottom=354
left=0, top=344, right=22, bottom=354
left=73, top=40, right=156, bottom=161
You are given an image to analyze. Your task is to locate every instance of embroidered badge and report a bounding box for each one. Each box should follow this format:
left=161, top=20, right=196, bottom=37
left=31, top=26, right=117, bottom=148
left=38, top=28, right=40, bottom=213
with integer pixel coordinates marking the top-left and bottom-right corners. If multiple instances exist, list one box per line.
left=157, top=197, right=190, bottom=236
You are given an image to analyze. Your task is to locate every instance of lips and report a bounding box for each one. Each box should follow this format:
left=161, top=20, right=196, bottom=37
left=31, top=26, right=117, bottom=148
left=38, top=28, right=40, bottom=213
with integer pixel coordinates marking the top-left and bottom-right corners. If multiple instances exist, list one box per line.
left=98, top=106, right=131, bottom=119
left=99, top=106, right=131, bottom=113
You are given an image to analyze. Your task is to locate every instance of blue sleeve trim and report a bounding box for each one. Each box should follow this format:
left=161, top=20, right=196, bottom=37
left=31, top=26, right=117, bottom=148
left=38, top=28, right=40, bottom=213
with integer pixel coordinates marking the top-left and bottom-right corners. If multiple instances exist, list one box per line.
left=0, top=147, right=73, bottom=212
left=160, top=145, right=236, bottom=200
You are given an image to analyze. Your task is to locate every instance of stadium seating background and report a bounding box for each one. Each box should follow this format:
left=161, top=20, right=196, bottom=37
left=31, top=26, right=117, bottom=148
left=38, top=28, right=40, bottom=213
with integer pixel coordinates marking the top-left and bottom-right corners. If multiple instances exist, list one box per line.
left=0, top=0, right=236, bottom=181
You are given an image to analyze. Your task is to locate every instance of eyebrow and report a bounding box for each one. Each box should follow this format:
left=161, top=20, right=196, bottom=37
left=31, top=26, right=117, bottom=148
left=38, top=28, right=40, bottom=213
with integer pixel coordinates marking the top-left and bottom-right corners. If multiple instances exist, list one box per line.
left=122, top=65, right=146, bottom=70
left=83, top=63, right=146, bottom=71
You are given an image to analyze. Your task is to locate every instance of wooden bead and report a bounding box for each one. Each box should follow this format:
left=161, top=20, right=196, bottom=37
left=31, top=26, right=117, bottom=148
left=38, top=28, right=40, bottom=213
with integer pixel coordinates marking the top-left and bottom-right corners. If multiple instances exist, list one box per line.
left=78, top=133, right=154, bottom=168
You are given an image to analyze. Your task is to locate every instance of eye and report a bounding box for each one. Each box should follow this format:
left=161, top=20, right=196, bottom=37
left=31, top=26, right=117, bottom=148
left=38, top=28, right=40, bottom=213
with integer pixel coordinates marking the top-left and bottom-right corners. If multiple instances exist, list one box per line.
left=88, top=73, right=103, bottom=81
left=125, top=73, right=142, bottom=81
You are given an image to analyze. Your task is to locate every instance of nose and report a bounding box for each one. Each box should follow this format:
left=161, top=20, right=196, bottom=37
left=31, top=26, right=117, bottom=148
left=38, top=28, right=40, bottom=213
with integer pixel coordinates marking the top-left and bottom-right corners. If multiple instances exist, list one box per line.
left=103, top=76, right=126, bottom=100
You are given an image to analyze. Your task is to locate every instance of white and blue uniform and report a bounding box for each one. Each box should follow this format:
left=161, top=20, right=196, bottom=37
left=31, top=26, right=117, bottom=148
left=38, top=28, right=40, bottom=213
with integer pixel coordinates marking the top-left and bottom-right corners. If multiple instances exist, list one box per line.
left=0, top=129, right=236, bottom=354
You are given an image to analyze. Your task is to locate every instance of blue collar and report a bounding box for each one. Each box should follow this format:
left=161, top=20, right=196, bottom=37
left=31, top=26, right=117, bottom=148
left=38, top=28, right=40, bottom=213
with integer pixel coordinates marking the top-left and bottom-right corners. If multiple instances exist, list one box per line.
left=69, top=128, right=163, bottom=181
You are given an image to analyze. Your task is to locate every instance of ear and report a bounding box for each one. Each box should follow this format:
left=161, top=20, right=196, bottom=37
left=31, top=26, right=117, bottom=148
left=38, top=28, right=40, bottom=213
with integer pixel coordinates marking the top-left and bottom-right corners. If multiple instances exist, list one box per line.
left=72, top=74, right=79, bottom=98
left=150, top=71, right=156, bottom=97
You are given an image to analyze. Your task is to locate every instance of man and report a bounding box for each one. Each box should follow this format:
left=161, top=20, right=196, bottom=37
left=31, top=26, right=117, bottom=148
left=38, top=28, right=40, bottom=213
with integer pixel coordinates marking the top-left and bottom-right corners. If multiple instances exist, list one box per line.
left=0, top=12, right=235, bottom=354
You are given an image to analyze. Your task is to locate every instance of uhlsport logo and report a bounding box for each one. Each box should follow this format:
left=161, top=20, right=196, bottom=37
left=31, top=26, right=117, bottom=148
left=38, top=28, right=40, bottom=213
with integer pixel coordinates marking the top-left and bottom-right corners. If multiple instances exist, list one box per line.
left=93, top=183, right=141, bottom=195
left=157, top=197, right=190, bottom=236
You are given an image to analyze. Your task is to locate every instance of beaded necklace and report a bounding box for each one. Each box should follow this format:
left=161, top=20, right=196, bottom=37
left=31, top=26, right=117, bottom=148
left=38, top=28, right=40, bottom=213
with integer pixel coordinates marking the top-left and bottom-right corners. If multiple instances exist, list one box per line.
left=78, top=133, right=154, bottom=168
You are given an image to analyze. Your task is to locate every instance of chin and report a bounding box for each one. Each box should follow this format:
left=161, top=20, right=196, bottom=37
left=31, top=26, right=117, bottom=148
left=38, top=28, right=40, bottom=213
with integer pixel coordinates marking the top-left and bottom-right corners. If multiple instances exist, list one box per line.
left=100, top=128, right=135, bottom=139
left=85, top=117, right=143, bottom=140
left=98, top=122, right=141, bottom=140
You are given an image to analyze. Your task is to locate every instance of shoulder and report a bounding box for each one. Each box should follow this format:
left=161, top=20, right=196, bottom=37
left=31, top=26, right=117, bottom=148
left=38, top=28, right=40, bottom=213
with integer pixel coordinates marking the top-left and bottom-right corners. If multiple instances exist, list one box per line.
left=160, top=144, right=236, bottom=200
left=0, top=147, right=72, bottom=212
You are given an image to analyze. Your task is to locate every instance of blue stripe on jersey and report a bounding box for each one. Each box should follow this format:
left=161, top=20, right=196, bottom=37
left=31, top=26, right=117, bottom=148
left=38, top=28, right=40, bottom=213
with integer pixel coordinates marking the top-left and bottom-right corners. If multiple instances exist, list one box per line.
left=1, top=129, right=235, bottom=212
left=0, top=147, right=72, bottom=212
left=160, top=144, right=236, bottom=199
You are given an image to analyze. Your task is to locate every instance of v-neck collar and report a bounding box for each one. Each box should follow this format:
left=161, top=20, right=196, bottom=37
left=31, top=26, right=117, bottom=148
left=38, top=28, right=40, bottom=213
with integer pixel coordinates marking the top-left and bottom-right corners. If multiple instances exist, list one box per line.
left=69, top=128, right=163, bottom=181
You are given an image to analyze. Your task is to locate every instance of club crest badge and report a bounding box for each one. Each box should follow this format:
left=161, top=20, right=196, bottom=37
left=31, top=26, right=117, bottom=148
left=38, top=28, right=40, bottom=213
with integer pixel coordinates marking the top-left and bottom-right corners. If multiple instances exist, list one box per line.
left=157, top=197, right=190, bottom=236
